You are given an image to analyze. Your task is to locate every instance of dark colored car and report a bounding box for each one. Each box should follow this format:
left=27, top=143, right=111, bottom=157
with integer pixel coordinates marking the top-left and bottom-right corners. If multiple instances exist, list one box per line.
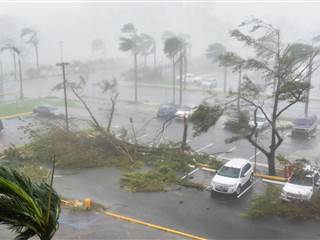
left=292, top=115, right=318, bottom=137
left=0, top=120, right=3, bottom=132
left=157, top=104, right=177, bottom=119
left=33, top=105, right=64, bottom=118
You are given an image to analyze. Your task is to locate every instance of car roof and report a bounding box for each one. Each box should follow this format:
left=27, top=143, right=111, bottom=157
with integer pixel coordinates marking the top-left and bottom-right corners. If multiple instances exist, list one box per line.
left=225, top=158, right=250, bottom=168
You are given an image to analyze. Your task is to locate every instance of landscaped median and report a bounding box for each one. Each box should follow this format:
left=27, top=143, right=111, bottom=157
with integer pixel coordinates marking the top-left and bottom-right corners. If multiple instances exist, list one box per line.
left=0, top=97, right=79, bottom=118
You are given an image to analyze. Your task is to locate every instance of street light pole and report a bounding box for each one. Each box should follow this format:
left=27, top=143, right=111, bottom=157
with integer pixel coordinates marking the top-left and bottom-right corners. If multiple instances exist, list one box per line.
left=56, top=62, right=70, bottom=131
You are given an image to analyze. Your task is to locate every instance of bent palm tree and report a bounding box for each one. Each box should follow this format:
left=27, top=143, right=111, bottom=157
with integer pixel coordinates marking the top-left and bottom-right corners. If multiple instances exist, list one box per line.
left=164, top=37, right=183, bottom=105
left=0, top=166, right=61, bottom=240
left=119, top=24, right=142, bottom=103
left=1, top=43, right=24, bottom=99
left=21, top=28, right=39, bottom=76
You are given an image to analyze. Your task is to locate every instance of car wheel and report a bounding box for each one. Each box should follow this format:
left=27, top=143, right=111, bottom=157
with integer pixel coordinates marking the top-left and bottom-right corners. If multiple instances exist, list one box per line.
left=236, top=185, right=242, bottom=196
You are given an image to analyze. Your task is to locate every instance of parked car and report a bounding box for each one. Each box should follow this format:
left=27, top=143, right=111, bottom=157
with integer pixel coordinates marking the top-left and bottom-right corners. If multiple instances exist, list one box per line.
left=291, top=115, right=318, bottom=137
left=174, top=106, right=195, bottom=120
left=33, top=105, right=64, bottom=118
left=281, top=163, right=320, bottom=202
left=249, top=114, right=269, bottom=131
left=0, top=120, right=3, bottom=132
left=210, top=158, right=254, bottom=196
left=157, top=104, right=177, bottom=119
left=224, top=109, right=250, bottom=126
left=199, top=79, right=217, bottom=88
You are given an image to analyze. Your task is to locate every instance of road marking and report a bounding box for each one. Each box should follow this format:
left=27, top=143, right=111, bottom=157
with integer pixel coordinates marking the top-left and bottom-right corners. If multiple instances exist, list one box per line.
left=104, top=211, right=208, bottom=240
left=237, top=178, right=260, bottom=199
left=249, top=151, right=262, bottom=161
left=181, top=167, right=200, bottom=180
left=136, top=134, right=148, bottom=140
left=195, top=143, right=213, bottom=153
left=218, top=146, right=237, bottom=157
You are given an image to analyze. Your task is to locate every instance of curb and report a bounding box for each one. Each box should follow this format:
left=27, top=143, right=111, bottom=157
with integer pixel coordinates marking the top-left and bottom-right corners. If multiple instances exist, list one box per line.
left=0, top=112, right=32, bottom=120
left=104, top=211, right=208, bottom=240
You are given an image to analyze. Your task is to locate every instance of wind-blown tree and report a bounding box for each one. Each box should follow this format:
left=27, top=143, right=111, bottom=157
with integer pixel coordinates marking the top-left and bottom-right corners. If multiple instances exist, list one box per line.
left=0, top=166, right=61, bottom=240
left=1, top=41, right=24, bottom=99
left=91, top=39, right=106, bottom=59
left=302, top=35, right=320, bottom=117
left=219, top=18, right=319, bottom=175
left=119, top=23, right=142, bottom=103
left=206, top=43, right=228, bottom=93
left=21, top=28, right=39, bottom=76
left=164, top=36, right=183, bottom=104
left=140, top=33, right=156, bottom=68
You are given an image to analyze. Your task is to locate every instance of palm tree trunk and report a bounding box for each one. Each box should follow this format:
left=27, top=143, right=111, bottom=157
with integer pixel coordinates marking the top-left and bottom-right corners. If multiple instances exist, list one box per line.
left=134, top=53, right=138, bottom=103
left=18, top=55, right=23, bottom=99
left=183, top=48, right=187, bottom=90
left=34, top=43, right=40, bottom=77
left=13, top=52, right=17, bottom=81
left=172, top=57, right=176, bottom=104
left=179, top=51, right=183, bottom=106
left=223, top=67, right=227, bottom=93
left=153, top=44, right=157, bottom=69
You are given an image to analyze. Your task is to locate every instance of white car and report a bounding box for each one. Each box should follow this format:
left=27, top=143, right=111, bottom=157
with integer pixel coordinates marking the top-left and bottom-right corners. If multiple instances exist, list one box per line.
left=281, top=165, right=320, bottom=202
left=210, top=158, right=254, bottom=196
left=249, top=114, right=269, bottom=130
left=174, top=106, right=194, bottom=120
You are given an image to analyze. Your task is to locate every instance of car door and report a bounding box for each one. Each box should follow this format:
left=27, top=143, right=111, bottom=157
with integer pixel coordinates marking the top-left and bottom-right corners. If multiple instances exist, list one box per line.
left=240, top=164, right=251, bottom=185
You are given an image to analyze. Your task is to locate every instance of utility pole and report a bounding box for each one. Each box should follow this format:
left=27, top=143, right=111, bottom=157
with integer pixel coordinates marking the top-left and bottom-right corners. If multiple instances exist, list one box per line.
left=56, top=62, right=70, bottom=131
left=237, top=67, right=242, bottom=112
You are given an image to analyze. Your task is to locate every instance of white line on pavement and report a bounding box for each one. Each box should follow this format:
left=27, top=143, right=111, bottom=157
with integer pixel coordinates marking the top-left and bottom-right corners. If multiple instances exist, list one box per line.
left=249, top=151, right=262, bottom=161
left=195, top=143, right=213, bottom=153
left=237, top=178, right=260, bottom=199
left=186, top=139, right=191, bottom=143
left=217, top=146, right=237, bottom=158
left=181, top=168, right=200, bottom=180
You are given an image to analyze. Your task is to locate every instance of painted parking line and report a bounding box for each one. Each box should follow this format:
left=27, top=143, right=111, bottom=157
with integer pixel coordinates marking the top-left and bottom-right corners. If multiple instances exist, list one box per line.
left=104, top=211, right=208, bottom=240
left=237, top=178, right=261, bottom=199
left=195, top=143, right=213, bottom=153
left=218, top=146, right=237, bottom=157
left=0, top=112, right=32, bottom=120
left=181, top=167, right=200, bottom=180
left=249, top=151, right=262, bottom=161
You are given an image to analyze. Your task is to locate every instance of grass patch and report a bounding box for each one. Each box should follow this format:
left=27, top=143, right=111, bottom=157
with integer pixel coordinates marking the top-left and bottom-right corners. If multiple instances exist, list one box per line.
left=245, top=185, right=320, bottom=219
left=0, top=97, right=79, bottom=117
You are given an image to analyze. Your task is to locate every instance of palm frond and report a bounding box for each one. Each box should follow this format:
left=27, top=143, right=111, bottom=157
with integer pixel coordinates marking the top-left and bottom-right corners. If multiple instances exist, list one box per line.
left=0, top=167, right=61, bottom=240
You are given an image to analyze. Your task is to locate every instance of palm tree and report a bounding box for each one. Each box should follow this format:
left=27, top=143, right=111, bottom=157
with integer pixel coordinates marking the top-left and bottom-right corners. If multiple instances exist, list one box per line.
left=206, top=43, right=227, bottom=93
left=0, top=166, right=61, bottom=240
left=119, top=23, right=141, bottom=103
left=91, top=39, right=106, bottom=59
left=1, top=41, right=24, bottom=99
left=21, top=28, right=39, bottom=76
left=164, top=37, right=183, bottom=105
left=140, top=33, right=155, bottom=68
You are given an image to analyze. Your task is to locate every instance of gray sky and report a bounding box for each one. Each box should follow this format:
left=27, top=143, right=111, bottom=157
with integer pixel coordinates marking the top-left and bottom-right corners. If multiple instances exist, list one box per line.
left=0, top=1, right=319, bottom=65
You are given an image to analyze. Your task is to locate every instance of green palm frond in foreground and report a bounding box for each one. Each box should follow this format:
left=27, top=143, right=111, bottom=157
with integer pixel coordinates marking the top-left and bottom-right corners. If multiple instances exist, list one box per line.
left=0, top=166, right=61, bottom=240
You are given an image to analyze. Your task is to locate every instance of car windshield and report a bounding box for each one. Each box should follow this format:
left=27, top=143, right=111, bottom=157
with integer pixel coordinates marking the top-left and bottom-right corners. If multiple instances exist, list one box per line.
left=289, top=175, right=313, bottom=186
left=217, top=166, right=240, bottom=178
